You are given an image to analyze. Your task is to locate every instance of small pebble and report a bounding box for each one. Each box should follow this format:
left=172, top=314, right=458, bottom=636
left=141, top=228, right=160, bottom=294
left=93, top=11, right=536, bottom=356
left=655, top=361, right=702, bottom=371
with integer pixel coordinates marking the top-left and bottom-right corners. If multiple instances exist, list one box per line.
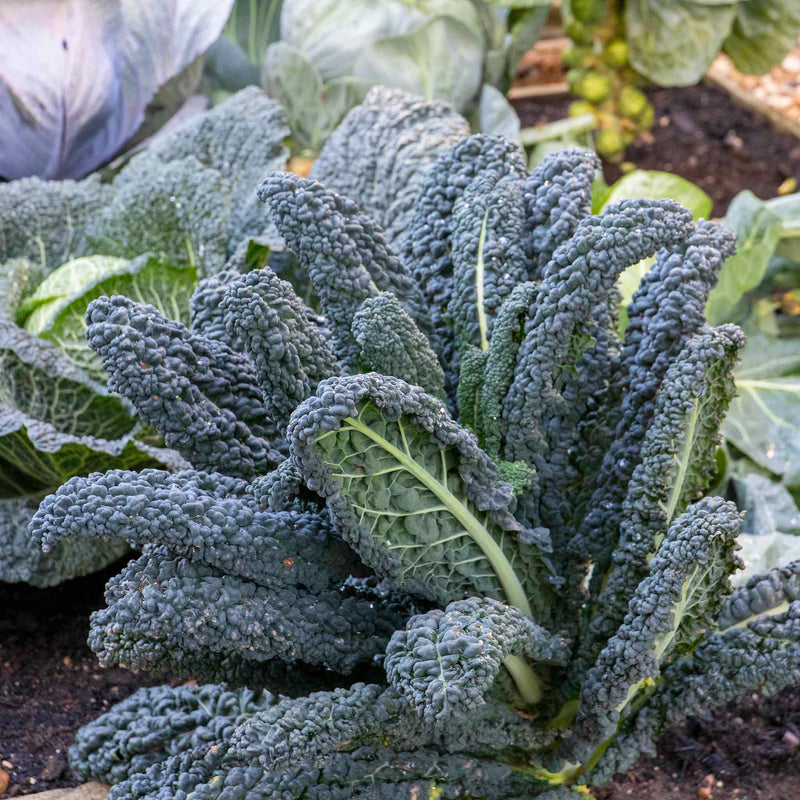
left=783, top=729, right=800, bottom=749
left=40, top=753, right=66, bottom=781
left=0, top=763, right=10, bottom=771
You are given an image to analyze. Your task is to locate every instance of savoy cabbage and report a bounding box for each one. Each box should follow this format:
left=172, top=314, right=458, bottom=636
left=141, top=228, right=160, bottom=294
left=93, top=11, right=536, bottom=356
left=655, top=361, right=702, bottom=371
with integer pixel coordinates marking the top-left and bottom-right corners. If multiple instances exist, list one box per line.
left=29, top=90, right=800, bottom=797
left=0, top=87, right=290, bottom=585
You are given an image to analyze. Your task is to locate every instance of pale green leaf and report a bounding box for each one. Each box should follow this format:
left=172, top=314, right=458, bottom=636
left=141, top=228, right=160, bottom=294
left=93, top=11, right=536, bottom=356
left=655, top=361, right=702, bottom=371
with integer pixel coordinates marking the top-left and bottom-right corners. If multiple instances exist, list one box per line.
left=625, top=0, right=737, bottom=87
left=475, top=84, right=520, bottom=143
left=706, top=191, right=783, bottom=325
left=598, top=170, right=712, bottom=219
left=262, top=42, right=326, bottom=151
left=723, top=0, right=800, bottom=75
left=354, top=16, right=483, bottom=113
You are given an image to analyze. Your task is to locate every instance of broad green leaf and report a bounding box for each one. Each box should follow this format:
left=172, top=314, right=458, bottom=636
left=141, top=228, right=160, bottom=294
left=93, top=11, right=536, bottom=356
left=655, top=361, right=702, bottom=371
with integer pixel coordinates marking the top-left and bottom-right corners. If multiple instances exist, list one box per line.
left=732, top=467, right=800, bottom=584
left=625, top=0, right=737, bottom=87
left=280, top=0, right=421, bottom=81
left=734, top=531, right=800, bottom=587
left=734, top=469, right=800, bottom=537
left=354, top=16, right=483, bottom=113
left=598, top=170, right=713, bottom=219
left=706, top=191, right=783, bottom=325
left=475, top=84, right=521, bottom=143
left=262, top=42, right=326, bottom=151
left=0, top=262, right=136, bottom=441
left=261, top=43, right=371, bottom=153
left=21, top=254, right=196, bottom=383
left=725, top=333, right=800, bottom=481
left=725, top=375, right=800, bottom=480
left=766, top=192, right=800, bottom=261
left=723, top=0, right=800, bottom=75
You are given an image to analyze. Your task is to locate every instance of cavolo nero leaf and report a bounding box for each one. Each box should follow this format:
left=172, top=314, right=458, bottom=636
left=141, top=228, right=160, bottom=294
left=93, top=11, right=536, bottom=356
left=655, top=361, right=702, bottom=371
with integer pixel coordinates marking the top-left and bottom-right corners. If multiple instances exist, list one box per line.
left=0, top=495, right=128, bottom=586
left=567, top=498, right=743, bottom=766
left=594, top=170, right=712, bottom=332
left=19, top=254, right=197, bottom=383
left=279, top=373, right=554, bottom=620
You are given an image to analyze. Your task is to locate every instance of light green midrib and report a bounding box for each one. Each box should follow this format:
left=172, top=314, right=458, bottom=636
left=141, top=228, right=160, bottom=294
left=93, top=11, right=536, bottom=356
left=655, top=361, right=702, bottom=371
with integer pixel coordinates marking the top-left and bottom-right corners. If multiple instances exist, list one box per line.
left=504, top=653, right=543, bottom=705
left=737, top=378, right=800, bottom=392
left=476, top=211, right=490, bottom=352
left=720, top=600, right=791, bottom=631
left=664, top=399, right=700, bottom=524
left=342, top=415, right=533, bottom=617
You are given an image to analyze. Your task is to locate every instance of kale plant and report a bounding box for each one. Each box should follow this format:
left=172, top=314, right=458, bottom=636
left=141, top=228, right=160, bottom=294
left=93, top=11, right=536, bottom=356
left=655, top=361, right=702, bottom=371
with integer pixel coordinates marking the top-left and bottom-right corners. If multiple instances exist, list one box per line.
left=0, top=87, right=291, bottom=585
left=30, top=91, right=800, bottom=797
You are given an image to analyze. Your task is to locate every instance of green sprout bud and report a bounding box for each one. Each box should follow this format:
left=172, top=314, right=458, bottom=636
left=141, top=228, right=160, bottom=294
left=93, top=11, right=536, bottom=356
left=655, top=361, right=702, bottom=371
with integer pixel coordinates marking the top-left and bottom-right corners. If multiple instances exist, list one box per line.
left=602, top=39, right=628, bottom=68
left=636, top=101, right=655, bottom=130
left=619, top=86, right=648, bottom=119
left=579, top=73, right=611, bottom=104
left=595, top=128, right=626, bottom=159
left=569, top=100, right=596, bottom=118
left=567, top=68, right=587, bottom=91
left=570, top=0, right=598, bottom=23
left=565, top=19, right=593, bottom=45
left=563, top=45, right=591, bottom=68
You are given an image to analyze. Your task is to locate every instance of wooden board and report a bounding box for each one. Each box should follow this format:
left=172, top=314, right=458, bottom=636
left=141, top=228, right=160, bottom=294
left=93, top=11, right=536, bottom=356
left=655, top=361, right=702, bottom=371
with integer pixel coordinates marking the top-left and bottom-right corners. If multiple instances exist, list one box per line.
left=21, top=783, right=110, bottom=800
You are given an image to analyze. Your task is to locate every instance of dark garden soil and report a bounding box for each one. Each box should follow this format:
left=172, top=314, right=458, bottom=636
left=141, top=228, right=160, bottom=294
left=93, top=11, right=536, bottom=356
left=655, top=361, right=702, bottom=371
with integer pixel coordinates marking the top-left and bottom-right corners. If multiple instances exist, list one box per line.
left=0, top=560, right=162, bottom=797
left=515, top=83, right=800, bottom=218
left=2, top=83, right=800, bottom=800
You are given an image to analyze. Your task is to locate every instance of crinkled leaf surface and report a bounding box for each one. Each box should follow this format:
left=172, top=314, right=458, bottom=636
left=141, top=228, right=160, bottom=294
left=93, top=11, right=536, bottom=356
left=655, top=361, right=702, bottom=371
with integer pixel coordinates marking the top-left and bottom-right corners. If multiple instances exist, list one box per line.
left=475, top=84, right=521, bottom=143
left=21, top=254, right=197, bottom=382
left=0, top=176, right=113, bottom=272
left=285, top=375, right=554, bottom=618
left=0, top=411, right=179, bottom=497
left=0, top=0, right=234, bottom=179
left=596, top=170, right=712, bottom=331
